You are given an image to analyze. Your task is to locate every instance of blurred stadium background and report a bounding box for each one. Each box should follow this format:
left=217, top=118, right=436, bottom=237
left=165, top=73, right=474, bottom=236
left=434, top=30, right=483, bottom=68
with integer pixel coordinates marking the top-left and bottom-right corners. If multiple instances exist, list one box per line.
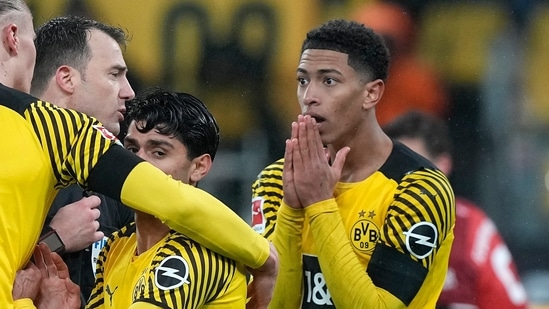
left=27, top=0, right=549, bottom=305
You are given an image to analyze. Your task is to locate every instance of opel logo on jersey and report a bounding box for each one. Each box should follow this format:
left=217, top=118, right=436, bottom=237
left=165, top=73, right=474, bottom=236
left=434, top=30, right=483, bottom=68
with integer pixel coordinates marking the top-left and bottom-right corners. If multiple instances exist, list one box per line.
left=155, top=256, right=190, bottom=291
left=403, top=222, right=437, bottom=259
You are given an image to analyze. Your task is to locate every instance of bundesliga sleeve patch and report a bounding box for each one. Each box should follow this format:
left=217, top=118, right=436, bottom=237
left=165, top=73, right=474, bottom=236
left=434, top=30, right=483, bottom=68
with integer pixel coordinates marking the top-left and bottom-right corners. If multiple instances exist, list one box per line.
left=93, top=125, right=120, bottom=142
left=251, top=197, right=266, bottom=233
left=403, top=222, right=437, bottom=259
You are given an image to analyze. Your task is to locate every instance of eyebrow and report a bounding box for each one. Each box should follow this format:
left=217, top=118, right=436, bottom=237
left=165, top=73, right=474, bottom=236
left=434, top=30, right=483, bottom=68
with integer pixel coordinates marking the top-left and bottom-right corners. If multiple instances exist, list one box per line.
left=112, top=64, right=128, bottom=72
left=124, top=136, right=175, bottom=149
left=296, top=67, right=343, bottom=76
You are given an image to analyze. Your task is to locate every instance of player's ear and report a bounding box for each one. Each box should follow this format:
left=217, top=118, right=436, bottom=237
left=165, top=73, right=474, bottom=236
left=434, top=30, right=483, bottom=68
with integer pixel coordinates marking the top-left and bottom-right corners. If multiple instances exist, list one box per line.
left=362, top=79, right=384, bottom=110
left=55, top=65, right=78, bottom=94
left=3, top=23, right=19, bottom=55
left=189, top=154, right=212, bottom=184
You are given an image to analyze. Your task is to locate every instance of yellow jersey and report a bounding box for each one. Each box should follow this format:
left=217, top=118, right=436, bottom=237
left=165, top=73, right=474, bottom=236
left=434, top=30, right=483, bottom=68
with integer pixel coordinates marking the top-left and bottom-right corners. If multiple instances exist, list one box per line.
left=252, top=142, right=455, bottom=308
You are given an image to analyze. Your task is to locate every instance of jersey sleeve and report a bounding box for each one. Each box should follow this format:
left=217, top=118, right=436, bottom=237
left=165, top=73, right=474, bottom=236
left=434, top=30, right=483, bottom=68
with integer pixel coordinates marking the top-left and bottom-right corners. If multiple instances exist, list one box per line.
left=250, top=159, right=284, bottom=239
left=25, top=101, right=117, bottom=189
left=13, top=298, right=36, bottom=309
left=380, top=169, right=454, bottom=269
left=270, top=202, right=305, bottom=308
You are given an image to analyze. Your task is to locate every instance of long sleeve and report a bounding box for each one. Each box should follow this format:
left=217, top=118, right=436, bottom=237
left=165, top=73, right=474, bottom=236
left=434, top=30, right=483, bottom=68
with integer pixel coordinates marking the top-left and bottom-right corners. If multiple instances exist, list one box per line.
left=269, top=202, right=304, bottom=308
left=13, top=299, right=35, bottom=309
left=306, top=199, right=405, bottom=309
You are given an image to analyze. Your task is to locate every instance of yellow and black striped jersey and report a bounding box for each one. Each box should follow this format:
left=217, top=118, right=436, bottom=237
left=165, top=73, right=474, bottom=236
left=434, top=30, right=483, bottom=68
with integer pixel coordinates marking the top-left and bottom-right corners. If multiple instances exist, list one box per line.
left=86, top=223, right=246, bottom=309
left=1, top=83, right=269, bottom=308
left=252, top=142, right=455, bottom=308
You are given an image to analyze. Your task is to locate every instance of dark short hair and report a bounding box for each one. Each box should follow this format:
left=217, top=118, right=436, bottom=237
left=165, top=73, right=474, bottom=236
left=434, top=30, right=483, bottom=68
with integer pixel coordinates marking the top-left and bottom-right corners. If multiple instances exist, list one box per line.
left=301, top=19, right=390, bottom=81
left=32, top=16, right=128, bottom=96
left=383, top=110, right=452, bottom=157
left=125, top=87, right=220, bottom=161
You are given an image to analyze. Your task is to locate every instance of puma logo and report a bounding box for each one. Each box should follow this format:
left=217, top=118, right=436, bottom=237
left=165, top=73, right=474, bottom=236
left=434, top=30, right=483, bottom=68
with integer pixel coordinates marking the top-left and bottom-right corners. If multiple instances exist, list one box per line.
left=106, top=285, right=118, bottom=306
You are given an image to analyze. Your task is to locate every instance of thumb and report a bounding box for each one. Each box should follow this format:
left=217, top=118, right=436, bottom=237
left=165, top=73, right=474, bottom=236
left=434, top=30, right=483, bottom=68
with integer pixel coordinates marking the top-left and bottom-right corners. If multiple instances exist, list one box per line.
left=331, top=146, right=350, bottom=173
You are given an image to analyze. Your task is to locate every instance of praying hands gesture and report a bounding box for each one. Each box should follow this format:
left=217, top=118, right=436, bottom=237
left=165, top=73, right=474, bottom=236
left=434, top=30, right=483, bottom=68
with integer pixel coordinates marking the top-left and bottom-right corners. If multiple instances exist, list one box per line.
left=283, top=115, right=349, bottom=209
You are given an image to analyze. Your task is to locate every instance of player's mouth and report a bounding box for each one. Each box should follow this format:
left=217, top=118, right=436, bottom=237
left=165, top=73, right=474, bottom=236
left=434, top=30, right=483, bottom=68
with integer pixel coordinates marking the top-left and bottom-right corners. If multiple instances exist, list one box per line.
left=305, top=113, right=325, bottom=124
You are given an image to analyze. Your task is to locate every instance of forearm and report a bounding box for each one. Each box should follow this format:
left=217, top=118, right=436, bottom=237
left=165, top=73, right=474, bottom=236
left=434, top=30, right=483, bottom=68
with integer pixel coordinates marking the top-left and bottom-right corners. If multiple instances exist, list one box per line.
left=306, top=200, right=405, bottom=309
left=270, top=202, right=304, bottom=308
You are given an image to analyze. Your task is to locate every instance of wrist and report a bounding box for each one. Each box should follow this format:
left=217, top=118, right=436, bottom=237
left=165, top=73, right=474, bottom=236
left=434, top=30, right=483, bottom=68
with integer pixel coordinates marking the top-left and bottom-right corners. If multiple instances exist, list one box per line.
left=38, top=226, right=65, bottom=255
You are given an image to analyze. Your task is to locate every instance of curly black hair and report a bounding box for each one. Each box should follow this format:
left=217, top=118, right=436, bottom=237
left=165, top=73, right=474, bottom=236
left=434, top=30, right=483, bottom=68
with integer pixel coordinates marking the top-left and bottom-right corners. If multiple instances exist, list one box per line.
left=301, top=19, right=390, bottom=81
left=125, top=87, right=220, bottom=161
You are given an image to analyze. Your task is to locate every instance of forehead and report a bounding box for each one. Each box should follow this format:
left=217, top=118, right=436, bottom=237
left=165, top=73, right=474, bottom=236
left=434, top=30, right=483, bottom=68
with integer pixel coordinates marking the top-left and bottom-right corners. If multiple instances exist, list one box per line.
left=298, top=49, right=352, bottom=72
left=126, top=121, right=179, bottom=144
left=86, top=29, right=124, bottom=61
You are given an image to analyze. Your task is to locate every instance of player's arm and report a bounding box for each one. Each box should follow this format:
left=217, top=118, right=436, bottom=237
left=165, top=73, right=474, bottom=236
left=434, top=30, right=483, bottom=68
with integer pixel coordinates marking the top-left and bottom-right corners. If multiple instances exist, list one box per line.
left=269, top=201, right=304, bottom=308
left=33, top=103, right=271, bottom=271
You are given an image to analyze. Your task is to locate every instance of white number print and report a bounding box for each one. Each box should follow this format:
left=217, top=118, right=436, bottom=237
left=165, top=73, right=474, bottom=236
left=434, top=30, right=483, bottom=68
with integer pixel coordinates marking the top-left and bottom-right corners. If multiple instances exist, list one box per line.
left=491, top=244, right=527, bottom=305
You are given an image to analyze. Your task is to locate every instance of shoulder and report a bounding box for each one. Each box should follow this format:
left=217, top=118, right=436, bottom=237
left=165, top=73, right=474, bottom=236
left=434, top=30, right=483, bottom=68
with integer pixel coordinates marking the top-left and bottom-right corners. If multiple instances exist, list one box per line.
left=252, top=158, right=284, bottom=197
left=0, top=83, right=39, bottom=115
left=110, top=222, right=136, bottom=242
left=255, top=158, right=284, bottom=180
left=380, top=141, right=438, bottom=182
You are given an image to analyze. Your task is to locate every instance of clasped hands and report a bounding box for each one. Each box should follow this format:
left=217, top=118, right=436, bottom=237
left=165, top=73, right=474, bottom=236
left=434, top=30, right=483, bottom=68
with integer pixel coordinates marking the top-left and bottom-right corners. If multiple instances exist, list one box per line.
left=283, top=115, right=350, bottom=209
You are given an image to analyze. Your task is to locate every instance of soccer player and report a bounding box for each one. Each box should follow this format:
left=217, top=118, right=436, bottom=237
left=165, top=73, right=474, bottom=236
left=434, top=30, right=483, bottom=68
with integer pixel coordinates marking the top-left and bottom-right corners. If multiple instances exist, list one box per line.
left=0, top=1, right=276, bottom=307
left=251, top=19, right=455, bottom=308
left=31, top=16, right=135, bottom=304
left=383, top=110, right=528, bottom=309
left=87, top=88, right=247, bottom=308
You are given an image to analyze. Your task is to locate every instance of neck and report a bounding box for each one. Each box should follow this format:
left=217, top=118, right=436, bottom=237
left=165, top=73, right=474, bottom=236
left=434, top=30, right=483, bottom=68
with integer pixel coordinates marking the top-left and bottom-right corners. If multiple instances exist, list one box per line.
left=134, top=211, right=170, bottom=255
left=329, top=122, right=393, bottom=183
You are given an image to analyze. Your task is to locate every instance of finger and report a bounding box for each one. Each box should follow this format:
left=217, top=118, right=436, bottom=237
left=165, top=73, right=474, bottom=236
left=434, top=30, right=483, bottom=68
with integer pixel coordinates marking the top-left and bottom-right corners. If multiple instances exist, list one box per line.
left=291, top=135, right=304, bottom=171
left=93, top=220, right=100, bottom=231
left=324, top=147, right=331, bottom=164
left=283, top=139, right=293, bottom=174
left=331, top=146, right=350, bottom=177
left=86, top=195, right=102, bottom=209
left=297, top=117, right=309, bottom=157
left=38, top=242, right=58, bottom=278
left=290, top=119, right=299, bottom=140
left=305, top=115, right=325, bottom=163
left=94, top=208, right=101, bottom=220
left=51, top=252, right=70, bottom=279
left=33, top=244, right=47, bottom=276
